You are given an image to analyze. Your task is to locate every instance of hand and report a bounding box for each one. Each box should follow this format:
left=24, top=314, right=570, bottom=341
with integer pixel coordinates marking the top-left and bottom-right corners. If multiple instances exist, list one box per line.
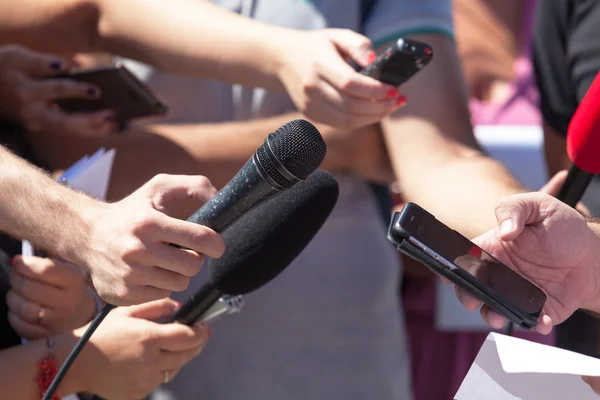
left=74, top=299, right=210, bottom=400
left=75, top=174, right=226, bottom=306
left=0, top=44, right=117, bottom=136
left=455, top=191, right=600, bottom=334
left=275, top=29, right=405, bottom=130
left=449, top=169, right=595, bottom=331
left=582, top=376, right=600, bottom=395
left=7, top=256, right=98, bottom=339
left=320, top=123, right=396, bottom=184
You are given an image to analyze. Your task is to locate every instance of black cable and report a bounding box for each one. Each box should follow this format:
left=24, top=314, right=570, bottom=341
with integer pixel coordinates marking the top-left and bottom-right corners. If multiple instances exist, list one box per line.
left=42, top=304, right=116, bottom=400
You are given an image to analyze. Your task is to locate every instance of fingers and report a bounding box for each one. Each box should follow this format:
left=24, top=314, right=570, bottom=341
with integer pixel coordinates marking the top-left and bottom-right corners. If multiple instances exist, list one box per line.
left=144, top=174, right=218, bottom=216
left=156, top=323, right=210, bottom=353
left=540, top=170, right=568, bottom=196
left=124, top=298, right=180, bottom=320
left=24, top=78, right=100, bottom=102
left=9, top=271, right=64, bottom=306
left=0, top=45, right=67, bottom=78
left=148, top=246, right=204, bottom=279
left=11, top=256, right=82, bottom=289
left=454, top=285, right=482, bottom=312
left=479, top=306, right=507, bottom=330
left=534, top=314, right=554, bottom=335
left=5, top=289, right=53, bottom=323
left=319, top=58, right=397, bottom=101
left=582, top=376, right=600, bottom=395
left=153, top=215, right=225, bottom=259
left=48, top=109, right=118, bottom=136
left=319, top=80, right=404, bottom=116
left=325, top=28, right=375, bottom=67
left=7, top=311, right=50, bottom=340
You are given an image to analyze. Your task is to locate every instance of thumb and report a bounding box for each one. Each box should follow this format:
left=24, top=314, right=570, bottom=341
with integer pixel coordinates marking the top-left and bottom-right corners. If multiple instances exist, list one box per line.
left=494, top=193, right=555, bottom=241
left=325, top=28, right=375, bottom=67
left=141, top=174, right=217, bottom=218
left=123, top=298, right=179, bottom=321
left=540, top=170, right=568, bottom=196
left=0, top=45, right=67, bottom=78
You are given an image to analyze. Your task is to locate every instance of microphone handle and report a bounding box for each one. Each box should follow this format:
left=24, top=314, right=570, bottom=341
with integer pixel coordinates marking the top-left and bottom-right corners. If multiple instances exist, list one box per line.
left=170, top=283, right=223, bottom=325
left=187, top=156, right=282, bottom=232
left=556, top=165, right=593, bottom=208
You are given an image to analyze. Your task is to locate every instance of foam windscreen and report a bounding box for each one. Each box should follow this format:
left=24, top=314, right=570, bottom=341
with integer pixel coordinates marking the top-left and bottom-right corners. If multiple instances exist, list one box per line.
left=567, top=72, right=600, bottom=174
left=208, top=169, right=339, bottom=294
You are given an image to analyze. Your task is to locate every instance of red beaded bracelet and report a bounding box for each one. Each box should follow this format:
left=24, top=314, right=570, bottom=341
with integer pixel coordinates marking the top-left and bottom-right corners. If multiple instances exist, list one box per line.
left=35, top=337, right=60, bottom=400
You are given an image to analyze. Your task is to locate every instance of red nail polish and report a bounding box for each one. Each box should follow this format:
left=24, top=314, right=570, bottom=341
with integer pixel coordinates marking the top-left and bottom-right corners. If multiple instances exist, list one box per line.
left=9, top=256, right=15, bottom=267
left=386, top=89, right=399, bottom=99
left=365, top=52, right=377, bottom=64
left=175, top=301, right=181, bottom=308
left=396, top=95, right=407, bottom=107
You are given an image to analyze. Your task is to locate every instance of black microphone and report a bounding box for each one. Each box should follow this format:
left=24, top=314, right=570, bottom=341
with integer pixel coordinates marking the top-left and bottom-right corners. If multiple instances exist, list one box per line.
left=171, top=169, right=339, bottom=325
left=186, top=119, right=326, bottom=232
left=40, top=119, right=326, bottom=400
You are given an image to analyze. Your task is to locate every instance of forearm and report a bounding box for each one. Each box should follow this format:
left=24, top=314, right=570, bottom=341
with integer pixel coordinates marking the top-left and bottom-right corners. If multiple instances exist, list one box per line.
left=0, top=0, right=288, bottom=90
left=25, top=114, right=307, bottom=214
left=383, top=34, right=525, bottom=238
left=0, top=332, right=84, bottom=398
left=0, top=146, right=97, bottom=264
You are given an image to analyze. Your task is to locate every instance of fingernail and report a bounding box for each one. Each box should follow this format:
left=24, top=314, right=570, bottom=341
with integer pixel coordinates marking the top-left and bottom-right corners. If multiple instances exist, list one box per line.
left=175, top=301, right=181, bottom=308
left=49, top=61, right=62, bottom=70
left=104, top=115, right=116, bottom=122
left=86, top=88, right=98, bottom=97
left=396, top=95, right=407, bottom=107
left=364, top=52, right=377, bottom=64
left=499, top=220, right=514, bottom=237
left=386, top=89, right=399, bottom=99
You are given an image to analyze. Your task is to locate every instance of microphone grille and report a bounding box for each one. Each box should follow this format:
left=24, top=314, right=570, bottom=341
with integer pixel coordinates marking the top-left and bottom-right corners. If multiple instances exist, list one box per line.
left=267, top=119, right=326, bottom=180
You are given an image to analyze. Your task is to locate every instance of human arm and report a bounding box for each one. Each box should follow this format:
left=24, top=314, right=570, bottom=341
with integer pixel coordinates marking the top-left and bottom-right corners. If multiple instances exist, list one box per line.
left=25, top=109, right=397, bottom=201
left=0, top=0, right=400, bottom=129
left=0, top=146, right=225, bottom=305
left=0, top=299, right=210, bottom=399
left=382, top=33, right=525, bottom=239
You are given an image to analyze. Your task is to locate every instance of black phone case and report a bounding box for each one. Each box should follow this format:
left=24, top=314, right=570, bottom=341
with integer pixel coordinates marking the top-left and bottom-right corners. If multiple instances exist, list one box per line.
left=360, top=38, right=432, bottom=87
left=52, top=63, right=167, bottom=123
left=387, top=212, right=537, bottom=329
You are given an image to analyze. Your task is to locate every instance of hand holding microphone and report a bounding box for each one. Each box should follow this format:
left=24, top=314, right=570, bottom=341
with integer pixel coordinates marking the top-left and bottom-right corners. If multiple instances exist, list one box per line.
left=172, top=169, right=339, bottom=325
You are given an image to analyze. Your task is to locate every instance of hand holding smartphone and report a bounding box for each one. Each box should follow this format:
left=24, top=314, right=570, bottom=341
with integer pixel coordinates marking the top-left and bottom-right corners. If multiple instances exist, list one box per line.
left=388, top=203, right=547, bottom=329
left=50, top=63, right=167, bottom=124
left=359, top=38, right=433, bottom=87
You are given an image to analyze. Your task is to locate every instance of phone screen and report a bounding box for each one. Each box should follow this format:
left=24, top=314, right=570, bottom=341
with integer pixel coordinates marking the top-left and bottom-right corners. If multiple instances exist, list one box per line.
left=399, top=204, right=546, bottom=317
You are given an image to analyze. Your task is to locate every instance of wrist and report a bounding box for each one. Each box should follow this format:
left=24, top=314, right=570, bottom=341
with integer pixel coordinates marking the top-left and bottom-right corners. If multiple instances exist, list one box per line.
left=53, top=332, right=87, bottom=396
left=59, top=197, right=109, bottom=275
left=584, top=219, right=600, bottom=314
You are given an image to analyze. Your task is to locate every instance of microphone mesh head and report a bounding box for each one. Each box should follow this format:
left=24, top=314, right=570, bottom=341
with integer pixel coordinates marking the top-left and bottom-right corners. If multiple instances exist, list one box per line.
left=266, top=119, right=327, bottom=180
left=208, top=169, right=338, bottom=294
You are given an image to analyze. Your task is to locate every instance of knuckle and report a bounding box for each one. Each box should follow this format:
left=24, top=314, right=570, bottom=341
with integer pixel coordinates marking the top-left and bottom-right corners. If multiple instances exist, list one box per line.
left=121, top=237, right=147, bottom=259
left=131, top=210, right=160, bottom=234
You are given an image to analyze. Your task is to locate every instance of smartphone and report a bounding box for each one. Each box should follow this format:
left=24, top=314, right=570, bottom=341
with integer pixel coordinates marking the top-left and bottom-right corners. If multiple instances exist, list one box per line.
left=388, top=202, right=547, bottom=329
left=360, top=38, right=433, bottom=86
left=51, top=63, right=167, bottom=123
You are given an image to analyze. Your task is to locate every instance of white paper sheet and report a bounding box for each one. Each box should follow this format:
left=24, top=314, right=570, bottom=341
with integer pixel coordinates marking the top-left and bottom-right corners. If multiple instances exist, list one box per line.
left=455, top=333, right=600, bottom=400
